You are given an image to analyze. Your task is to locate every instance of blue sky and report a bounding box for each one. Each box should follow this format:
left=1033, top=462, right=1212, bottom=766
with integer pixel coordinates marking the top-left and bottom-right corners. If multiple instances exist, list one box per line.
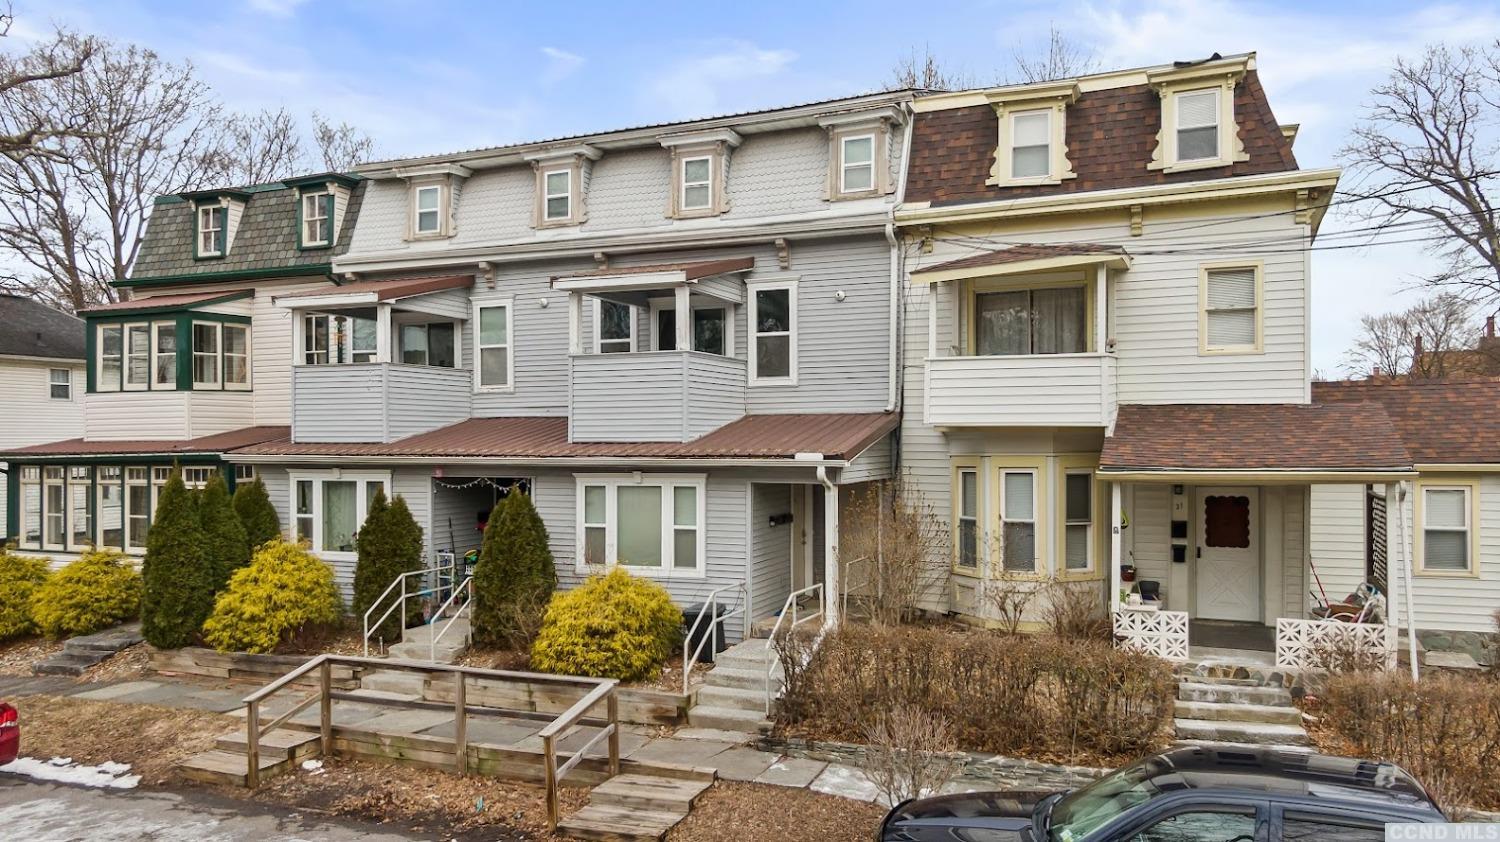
left=11, top=0, right=1500, bottom=372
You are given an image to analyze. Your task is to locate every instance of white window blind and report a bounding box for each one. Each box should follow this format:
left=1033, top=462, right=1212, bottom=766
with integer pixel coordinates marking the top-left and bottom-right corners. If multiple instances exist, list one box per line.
left=1002, top=471, right=1036, bottom=572
left=1423, top=488, right=1470, bottom=571
left=1205, top=267, right=1258, bottom=348
left=1176, top=89, right=1219, bottom=161
left=1011, top=111, right=1051, bottom=178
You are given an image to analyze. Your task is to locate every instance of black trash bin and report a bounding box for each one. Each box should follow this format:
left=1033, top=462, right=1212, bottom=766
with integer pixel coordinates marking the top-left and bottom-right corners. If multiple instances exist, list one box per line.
left=682, top=602, right=729, bottom=663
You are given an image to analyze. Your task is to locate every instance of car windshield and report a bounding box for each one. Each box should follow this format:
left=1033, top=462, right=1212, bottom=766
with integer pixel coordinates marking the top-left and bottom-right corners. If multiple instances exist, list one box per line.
left=1048, top=758, right=1163, bottom=842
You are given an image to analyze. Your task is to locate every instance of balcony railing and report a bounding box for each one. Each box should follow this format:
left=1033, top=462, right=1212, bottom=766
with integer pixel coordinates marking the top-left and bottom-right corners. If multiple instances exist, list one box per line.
left=569, top=350, right=746, bottom=443
left=292, top=362, right=472, bottom=443
left=924, top=352, right=1116, bottom=427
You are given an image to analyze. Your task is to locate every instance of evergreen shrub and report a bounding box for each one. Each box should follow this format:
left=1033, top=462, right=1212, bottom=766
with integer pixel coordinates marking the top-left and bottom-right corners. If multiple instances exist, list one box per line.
left=352, top=489, right=424, bottom=644
left=199, top=472, right=250, bottom=594
left=472, top=490, right=556, bottom=648
left=232, top=477, right=282, bottom=550
left=140, top=470, right=213, bottom=648
left=530, top=568, right=681, bottom=682
left=0, top=551, right=51, bottom=640
left=202, top=540, right=343, bottom=654
left=29, top=550, right=142, bottom=639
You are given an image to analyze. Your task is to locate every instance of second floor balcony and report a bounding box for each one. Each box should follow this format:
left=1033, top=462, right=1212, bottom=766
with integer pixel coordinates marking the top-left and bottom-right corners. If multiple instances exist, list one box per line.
left=569, top=350, right=747, bottom=442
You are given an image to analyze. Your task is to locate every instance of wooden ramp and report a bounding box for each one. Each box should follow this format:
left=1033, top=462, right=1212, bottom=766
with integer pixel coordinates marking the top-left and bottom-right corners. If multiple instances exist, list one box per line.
left=559, top=773, right=713, bottom=841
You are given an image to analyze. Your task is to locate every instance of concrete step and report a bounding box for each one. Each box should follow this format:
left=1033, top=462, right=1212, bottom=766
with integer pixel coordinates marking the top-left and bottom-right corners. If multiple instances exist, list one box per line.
left=178, top=749, right=288, bottom=787
left=1174, top=739, right=1315, bottom=755
left=1174, top=700, right=1302, bottom=726
left=1178, top=681, right=1293, bottom=706
left=695, top=685, right=767, bottom=714
left=700, top=665, right=778, bottom=692
left=1173, top=718, right=1309, bottom=747
left=359, top=671, right=428, bottom=697
left=588, top=773, right=711, bottom=813
left=214, top=728, right=322, bottom=763
left=399, top=619, right=471, bottom=645
left=32, top=651, right=104, bottom=676
left=387, top=642, right=465, bottom=663
left=686, top=704, right=770, bottom=734
left=557, top=803, right=684, bottom=841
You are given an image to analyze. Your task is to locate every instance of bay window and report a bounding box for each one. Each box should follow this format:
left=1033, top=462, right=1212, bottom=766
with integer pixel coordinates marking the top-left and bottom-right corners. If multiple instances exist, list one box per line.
left=475, top=302, right=513, bottom=390
left=575, top=476, right=706, bottom=575
left=749, top=282, right=796, bottom=383
left=1063, top=471, right=1093, bottom=573
left=975, top=286, right=1087, bottom=356
left=291, top=472, right=391, bottom=556
left=98, top=325, right=122, bottom=392
left=223, top=324, right=250, bottom=387
left=1001, top=470, right=1037, bottom=573
left=1419, top=485, right=1476, bottom=574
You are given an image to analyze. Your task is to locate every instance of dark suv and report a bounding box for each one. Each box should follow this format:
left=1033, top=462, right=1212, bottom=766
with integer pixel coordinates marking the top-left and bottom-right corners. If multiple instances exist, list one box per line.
left=877, top=746, right=1446, bottom=841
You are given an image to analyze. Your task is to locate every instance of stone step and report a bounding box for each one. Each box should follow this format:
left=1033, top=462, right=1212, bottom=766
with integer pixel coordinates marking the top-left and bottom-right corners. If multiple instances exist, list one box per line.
left=358, top=671, right=427, bottom=698
left=62, top=623, right=143, bottom=655
left=1174, top=739, right=1315, bottom=755
left=686, top=704, right=770, bottom=734
left=1174, top=700, right=1302, bottom=726
left=387, top=643, right=465, bottom=663
left=1174, top=718, right=1309, bottom=747
left=178, top=749, right=288, bottom=788
left=1178, top=681, right=1293, bottom=706
left=557, top=803, right=684, bottom=842
left=710, top=650, right=776, bottom=672
left=32, top=651, right=105, bottom=676
left=695, top=685, right=767, bottom=714
left=588, top=773, right=711, bottom=813
left=701, top=665, right=778, bottom=692
left=214, top=728, right=322, bottom=763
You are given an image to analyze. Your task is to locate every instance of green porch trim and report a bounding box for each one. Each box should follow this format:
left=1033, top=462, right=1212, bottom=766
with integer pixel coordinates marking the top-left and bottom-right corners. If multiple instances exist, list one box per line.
left=4, top=465, right=17, bottom=543
left=114, top=263, right=334, bottom=290
left=84, top=323, right=96, bottom=394
left=82, top=290, right=253, bottom=320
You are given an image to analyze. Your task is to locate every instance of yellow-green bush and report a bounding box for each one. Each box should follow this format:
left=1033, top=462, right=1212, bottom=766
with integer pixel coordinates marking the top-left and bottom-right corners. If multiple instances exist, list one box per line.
left=29, top=550, right=142, bottom=639
left=202, top=540, right=343, bottom=654
left=0, top=552, right=52, bottom=640
left=530, top=568, right=682, bottom=682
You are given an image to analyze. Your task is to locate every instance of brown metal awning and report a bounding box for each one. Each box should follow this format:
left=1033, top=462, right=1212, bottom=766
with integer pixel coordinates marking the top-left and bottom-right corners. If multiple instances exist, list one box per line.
left=275, top=275, right=473, bottom=307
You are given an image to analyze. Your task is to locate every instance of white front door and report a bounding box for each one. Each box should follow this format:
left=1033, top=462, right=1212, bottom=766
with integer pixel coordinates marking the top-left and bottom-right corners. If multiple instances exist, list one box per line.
left=1195, top=487, right=1260, bottom=622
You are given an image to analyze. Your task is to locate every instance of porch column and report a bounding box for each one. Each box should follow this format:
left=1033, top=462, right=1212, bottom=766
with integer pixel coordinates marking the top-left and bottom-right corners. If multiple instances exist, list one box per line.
left=375, top=303, right=392, bottom=363
left=1094, top=264, right=1108, bottom=353
left=674, top=285, right=692, bottom=351
left=822, top=477, right=840, bottom=626
left=567, top=292, right=582, bottom=355
left=1110, top=481, right=1123, bottom=614
left=926, top=285, right=938, bottom=359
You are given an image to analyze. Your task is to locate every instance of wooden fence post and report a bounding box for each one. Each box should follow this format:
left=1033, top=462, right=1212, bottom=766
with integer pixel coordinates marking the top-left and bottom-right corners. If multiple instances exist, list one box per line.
left=454, top=670, right=468, bottom=774
left=606, top=688, right=620, bottom=777
left=319, top=660, right=332, bottom=757
left=246, top=699, right=260, bottom=789
left=543, top=733, right=559, bottom=830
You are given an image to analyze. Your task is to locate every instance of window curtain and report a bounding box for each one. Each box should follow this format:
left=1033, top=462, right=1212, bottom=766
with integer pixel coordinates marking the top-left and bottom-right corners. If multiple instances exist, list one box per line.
left=1033, top=287, right=1086, bottom=354
left=322, top=480, right=357, bottom=552
left=976, top=291, right=1030, bottom=356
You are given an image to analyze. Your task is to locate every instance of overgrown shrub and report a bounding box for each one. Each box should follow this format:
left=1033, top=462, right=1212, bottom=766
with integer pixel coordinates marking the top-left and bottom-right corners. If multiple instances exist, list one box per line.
left=29, top=550, right=141, bottom=639
left=1489, top=610, right=1499, bottom=679
left=140, top=471, right=214, bottom=648
left=202, top=540, right=343, bottom=654
left=777, top=623, right=1174, bottom=762
left=530, top=568, right=681, bottom=682
left=232, top=477, right=282, bottom=550
left=1039, top=580, right=1111, bottom=641
left=839, top=482, right=946, bottom=625
left=199, top=472, right=250, bottom=595
left=473, top=490, right=556, bottom=648
left=1323, top=671, right=1500, bottom=811
left=0, top=552, right=51, bottom=640
left=983, top=578, right=1036, bottom=635
left=352, top=489, right=424, bottom=645
left=861, top=705, right=964, bottom=805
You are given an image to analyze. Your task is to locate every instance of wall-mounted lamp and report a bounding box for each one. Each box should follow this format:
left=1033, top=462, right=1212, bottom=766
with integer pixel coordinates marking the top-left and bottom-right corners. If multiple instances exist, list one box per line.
left=834, top=290, right=846, bottom=302
left=539, top=298, right=550, bottom=309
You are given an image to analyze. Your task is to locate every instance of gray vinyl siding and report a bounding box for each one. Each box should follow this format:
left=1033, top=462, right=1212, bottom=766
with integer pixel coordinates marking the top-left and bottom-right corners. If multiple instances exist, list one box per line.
left=568, top=351, right=746, bottom=442
left=840, top=433, right=893, bottom=484
left=292, top=363, right=471, bottom=443
left=749, top=483, right=794, bottom=619
left=1309, top=484, right=1367, bottom=618
left=1280, top=485, right=1307, bottom=621
left=1127, top=483, right=1173, bottom=595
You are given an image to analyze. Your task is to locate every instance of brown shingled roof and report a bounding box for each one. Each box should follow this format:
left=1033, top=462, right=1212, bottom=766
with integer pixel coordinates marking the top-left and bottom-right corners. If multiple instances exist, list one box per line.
left=906, top=70, right=1298, bottom=207
left=1313, top=379, right=1500, bottom=465
left=277, top=275, right=472, bottom=301
left=916, top=244, right=1125, bottom=275
left=234, top=413, right=897, bottom=462
left=1100, top=403, right=1411, bottom=472
left=2, top=426, right=290, bottom=458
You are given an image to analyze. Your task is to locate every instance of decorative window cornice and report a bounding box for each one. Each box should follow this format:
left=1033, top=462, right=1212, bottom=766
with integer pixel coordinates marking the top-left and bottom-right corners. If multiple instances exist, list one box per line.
left=1146, top=57, right=1250, bottom=173
left=985, top=82, right=1079, bottom=187
left=524, top=145, right=600, bottom=229
left=817, top=110, right=900, bottom=200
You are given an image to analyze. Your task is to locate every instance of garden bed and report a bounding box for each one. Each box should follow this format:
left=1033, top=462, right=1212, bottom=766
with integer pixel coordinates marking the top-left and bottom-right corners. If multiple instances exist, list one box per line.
left=148, top=646, right=366, bottom=689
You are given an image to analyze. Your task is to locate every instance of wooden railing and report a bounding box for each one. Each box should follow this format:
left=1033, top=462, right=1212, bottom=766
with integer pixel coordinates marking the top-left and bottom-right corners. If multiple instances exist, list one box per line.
left=240, top=653, right=619, bottom=828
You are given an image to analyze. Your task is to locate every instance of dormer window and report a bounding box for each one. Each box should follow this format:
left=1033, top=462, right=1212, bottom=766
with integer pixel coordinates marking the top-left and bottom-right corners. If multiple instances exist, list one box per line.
left=659, top=129, right=739, bottom=219
left=198, top=205, right=225, bottom=257
left=1146, top=56, right=1250, bottom=172
left=984, top=82, right=1078, bottom=187
left=301, top=191, right=332, bottom=247
left=525, top=146, right=596, bottom=229
left=1010, top=110, right=1051, bottom=178
left=839, top=135, right=875, bottom=193
left=819, top=109, right=900, bottom=200
left=681, top=156, right=712, bottom=211
left=414, top=184, right=442, bottom=235
left=544, top=169, right=572, bottom=222
left=1175, top=89, right=1220, bottom=162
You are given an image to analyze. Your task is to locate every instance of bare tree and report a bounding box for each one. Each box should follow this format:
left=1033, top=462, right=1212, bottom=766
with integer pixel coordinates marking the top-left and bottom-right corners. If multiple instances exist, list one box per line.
left=220, top=107, right=304, bottom=186
left=840, top=481, right=947, bottom=625
left=0, top=7, right=95, bottom=159
left=0, top=36, right=229, bottom=310
left=861, top=706, right=964, bottom=805
left=1009, top=24, right=1099, bottom=84
left=1341, top=42, right=1500, bottom=303
left=312, top=111, right=375, bottom=171
left=1341, top=294, right=1482, bottom=380
left=886, top=45, right=976, bottom=92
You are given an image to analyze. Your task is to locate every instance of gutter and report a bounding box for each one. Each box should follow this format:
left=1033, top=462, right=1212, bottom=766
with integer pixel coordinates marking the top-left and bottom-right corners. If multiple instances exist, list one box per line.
left=222, top=453, right=850, bottom=469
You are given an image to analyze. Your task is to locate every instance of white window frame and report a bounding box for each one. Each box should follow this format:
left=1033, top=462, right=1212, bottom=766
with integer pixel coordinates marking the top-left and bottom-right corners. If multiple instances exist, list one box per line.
left=747, top=279, right=797, bottom=385
left=1061, top=469, right=1095, bottom=574
left=1000, top=469, right=1038, bottom=575
left=234, top=464, right=256, bottom=484
left=191, top=321, right=222, bottom=388
left=1174, top=88, right=1221, bottom=164
left=222, top=323, right=251, bottom=390
left=543, top=169, right=572, bottom=222
left=288, top=470, right=393, bottom=561
left=395, top=319, right=460, bottom=368
left=49, top=368, right=71, bottom=401
left=1009, top=109, right=1053, bottom=181
left=680, top=155, right=713, bottom=212
left=413, top=184, right=443, bottom=236
left=1199, top=261, right=1264, bottom=354
left=124, top=322, right=151, bottom=391
left=472, top=300, right=514, bottom=393
left=65, top=466, right=92, bottom=552
left=95, top=466, right=123, bottom=551
left=573, top=474, right=707, bottom=578
left=41, top=466, right=65, bottom=552
left=302, top=190, right=332, bottom=247
left=646, top=297, right=733, bottom=355
left=152, top=321, right=177, bottom=388
left=1417, top=483, right=1479, bottom=576
left=182, top=466, right=215, bottom=490
left=955, top=468, right=979, bottom=571
left=593, top=299, right=637, bottom=354
left=125, top=466, right=150, bottom=555
left=97, top=324, right=123, bottom=393
left=198, top=204, right=225, bottom=257
left=17, top=466, right=41, bottom=550
left=302, top=313, right=331, bottom=365
left=839, top=134, right=876, bottom=195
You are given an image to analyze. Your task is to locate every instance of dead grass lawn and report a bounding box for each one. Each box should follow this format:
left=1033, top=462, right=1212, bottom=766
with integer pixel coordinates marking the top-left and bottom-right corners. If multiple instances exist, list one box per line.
left=10, top=694, right=235, bottom=785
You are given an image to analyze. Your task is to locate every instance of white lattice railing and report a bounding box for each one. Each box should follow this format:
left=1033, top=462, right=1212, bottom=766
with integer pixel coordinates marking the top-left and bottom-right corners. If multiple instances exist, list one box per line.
left=1275, top=618, right=1396, bottom=670
left=1113, top=608, right=1190, bottom=661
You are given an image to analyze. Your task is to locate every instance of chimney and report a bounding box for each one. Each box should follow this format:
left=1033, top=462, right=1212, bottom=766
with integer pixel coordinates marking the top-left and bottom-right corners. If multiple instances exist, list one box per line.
left=1414, top=334, right=1425, bottom=357
left=1487, top=316, right=1495, bottom=339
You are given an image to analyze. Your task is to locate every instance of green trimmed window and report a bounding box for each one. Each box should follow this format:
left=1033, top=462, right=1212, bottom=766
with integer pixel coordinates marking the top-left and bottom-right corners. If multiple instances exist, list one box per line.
left=89, top=311, right=251, bottom=393
left=300, top=191, right=334, bottom=248
left=197, top=204, right=226, bottom=257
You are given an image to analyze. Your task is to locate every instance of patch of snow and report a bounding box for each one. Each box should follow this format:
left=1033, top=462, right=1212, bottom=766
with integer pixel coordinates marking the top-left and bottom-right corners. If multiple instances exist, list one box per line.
left=810, top=763, right=883, bottom=803
left=300, top=759, right=324, bottom=774
left=0, top=756, right=141, bottom=789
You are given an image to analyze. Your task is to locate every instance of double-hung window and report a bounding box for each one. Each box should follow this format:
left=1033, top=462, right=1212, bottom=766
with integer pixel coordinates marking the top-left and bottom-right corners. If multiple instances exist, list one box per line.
left=1202, top=265, right=1260, bottom=352
left=596, top=301, right=634, bottom=353
left=543, top=170, right=572, bottom=222
left=1010, top=110, right=1051, bottom=179
left=840, top=135, right=875, bottom=194
left=1175, top=89, right=1220, bottom=162
left=414, top=184, right=442, bottom=235
left=475, top=303, right=512, bottom=390
left=49, top=368, right=71, bottom=400
left=192, top=322, right=220, bottom=387
left=303, top=314, right=331, bottom=365
left=125, top=467, right=150, bottom=553
left=42, top=467, right=65, bottom=550
left=234, top=465, right=257, bottom=484
left=1000, top=470, right=1037, bottom=573
left=575, top=476, right=706, bottom=576
left=749, top=282, right=796, bottom=383
left=1421, top=485, right=1474, bottom=574
left=302, top=191, right=332, bottom=247
left=198, top=205, right=226, bottom=256
left=292, top=472, right=390, bottom=556
left=222, top=324, right=250, bottom=388
left=956, top=469, right=978, bottom=570
left=975, top=286, right=1086, bottom=356
left=125, top=324, right=151, bottom=390
left=67, top=467, right=91, bottom=551
left=153, top=322, right=177, bottom=387
left=681, top=156, right=712, bottom=212
left=1063, top=471, right=1093, bottom=573
left=97, top=467, right=123, bottom=549
left=98, top=325, right=123, bottom=392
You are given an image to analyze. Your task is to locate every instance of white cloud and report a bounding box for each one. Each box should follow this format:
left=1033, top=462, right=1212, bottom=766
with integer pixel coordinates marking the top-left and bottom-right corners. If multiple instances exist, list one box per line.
left=646, top=40, right=797, bottom=118
left=245, top=0, right=310, bottom=17
left=541, top=46, right=585, bottom=83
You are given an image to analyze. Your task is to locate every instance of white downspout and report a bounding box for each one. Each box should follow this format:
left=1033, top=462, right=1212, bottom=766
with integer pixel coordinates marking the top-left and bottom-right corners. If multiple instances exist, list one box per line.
left=1397, top=481, right=1419, bottom=680
left=885, top=105, right=914, bottom=414
left=817, top=464, right=840, bottom=626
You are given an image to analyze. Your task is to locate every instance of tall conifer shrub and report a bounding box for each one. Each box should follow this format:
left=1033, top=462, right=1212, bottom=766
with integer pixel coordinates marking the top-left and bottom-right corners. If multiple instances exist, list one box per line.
left=472, top=489, right=556, bottom=648
left=141, top=470, right=214, bottom=648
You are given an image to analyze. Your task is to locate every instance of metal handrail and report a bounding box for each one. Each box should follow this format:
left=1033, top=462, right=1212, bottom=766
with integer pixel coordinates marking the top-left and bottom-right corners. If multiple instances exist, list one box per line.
left=363, top=552, right=456, bottom=656
left=681, top=582, right=748, bottom=694
left=429, top=575, right=474, bottom=662
left=764, top=583, right=825, bottom=714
